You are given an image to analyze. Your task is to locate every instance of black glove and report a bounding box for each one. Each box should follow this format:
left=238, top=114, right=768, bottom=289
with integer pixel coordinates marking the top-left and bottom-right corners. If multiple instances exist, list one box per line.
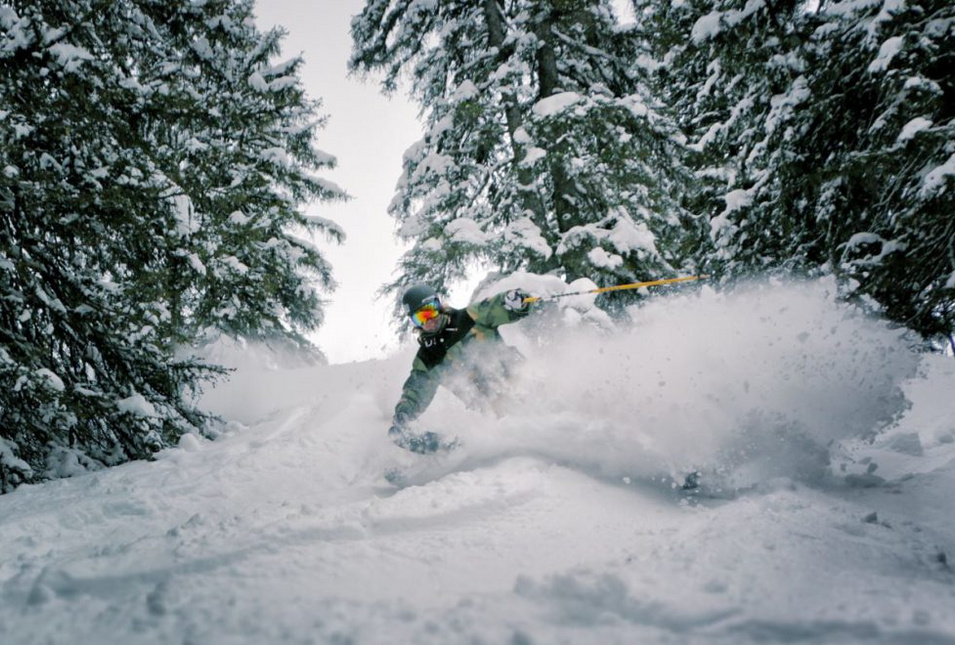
left=389, top=425, right=457, bottom=454
left=388, top=423, right=404, bottom=437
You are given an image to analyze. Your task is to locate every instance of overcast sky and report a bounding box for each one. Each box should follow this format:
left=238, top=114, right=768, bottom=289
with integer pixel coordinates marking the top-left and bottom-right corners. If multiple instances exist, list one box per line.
left=254, top=0, right=423, bottom=364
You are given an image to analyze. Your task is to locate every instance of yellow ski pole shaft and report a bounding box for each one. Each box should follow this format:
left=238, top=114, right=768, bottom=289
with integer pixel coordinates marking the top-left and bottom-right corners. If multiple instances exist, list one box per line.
left=523, top=275, right=708, bottom=303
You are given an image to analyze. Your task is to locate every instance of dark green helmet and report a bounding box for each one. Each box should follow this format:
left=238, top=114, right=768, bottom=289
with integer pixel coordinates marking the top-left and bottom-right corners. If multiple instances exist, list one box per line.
left=402, top=284, right=440, bottom=314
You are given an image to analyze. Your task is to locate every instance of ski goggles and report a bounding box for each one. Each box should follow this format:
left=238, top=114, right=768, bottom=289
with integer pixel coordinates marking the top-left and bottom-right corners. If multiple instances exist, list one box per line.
left=409, top=297, right=442, bottom=328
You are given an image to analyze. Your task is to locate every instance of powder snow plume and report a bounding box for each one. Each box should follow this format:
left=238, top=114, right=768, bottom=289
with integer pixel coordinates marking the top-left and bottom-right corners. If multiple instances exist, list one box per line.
left=421, top=278, right=920, bottom=490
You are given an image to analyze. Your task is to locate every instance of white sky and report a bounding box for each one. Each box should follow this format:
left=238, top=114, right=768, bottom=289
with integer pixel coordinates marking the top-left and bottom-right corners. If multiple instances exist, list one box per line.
left=254, top=0, right=422, bottom=364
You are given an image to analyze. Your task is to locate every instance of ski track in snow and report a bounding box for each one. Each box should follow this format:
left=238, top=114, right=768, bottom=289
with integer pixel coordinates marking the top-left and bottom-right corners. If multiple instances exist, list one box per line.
left=2, top=281, right=955, bottom=645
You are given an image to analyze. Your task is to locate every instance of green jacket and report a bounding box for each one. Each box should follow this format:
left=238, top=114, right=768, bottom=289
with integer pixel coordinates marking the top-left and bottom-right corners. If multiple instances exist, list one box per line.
left=393, top=291, right=529, bottom=424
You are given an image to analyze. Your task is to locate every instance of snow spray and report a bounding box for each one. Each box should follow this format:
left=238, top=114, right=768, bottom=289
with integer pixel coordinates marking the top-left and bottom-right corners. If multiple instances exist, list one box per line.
left=424, top=278, right=920, bottom=491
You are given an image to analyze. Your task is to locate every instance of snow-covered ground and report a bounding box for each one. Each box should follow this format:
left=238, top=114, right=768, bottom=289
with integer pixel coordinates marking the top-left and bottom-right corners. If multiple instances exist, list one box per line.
left=2, top=280, right=954, bottom=645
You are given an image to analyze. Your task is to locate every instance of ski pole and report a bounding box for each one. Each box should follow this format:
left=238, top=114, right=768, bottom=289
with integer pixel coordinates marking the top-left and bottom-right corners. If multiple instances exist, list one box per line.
left=524, top=275, right=708, bottom=303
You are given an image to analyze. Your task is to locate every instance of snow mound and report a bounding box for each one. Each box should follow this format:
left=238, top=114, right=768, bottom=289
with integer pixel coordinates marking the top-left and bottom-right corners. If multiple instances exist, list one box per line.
left=2, top=280, right=954, bottom=645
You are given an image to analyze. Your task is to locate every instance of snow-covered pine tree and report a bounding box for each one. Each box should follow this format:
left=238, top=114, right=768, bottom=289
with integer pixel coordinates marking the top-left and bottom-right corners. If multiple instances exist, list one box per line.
left=351, top=0, right=693, bottom=312
left=635, top=0, right=812, bottom=273
left=802, top=0, right=955, bottom=341
left=637, top=0, right=954, bottom=342
left=134, top=1, right=346, bottom=345
left=0, top=0, right=343, bottom=490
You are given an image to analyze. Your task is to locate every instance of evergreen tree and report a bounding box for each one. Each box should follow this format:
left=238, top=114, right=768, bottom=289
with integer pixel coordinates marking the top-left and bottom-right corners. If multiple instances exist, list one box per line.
left=0, top=0, right=343, bottom=490
left=635, top=0, right=813, bottom=269
left=351, top=0, right=693, bottom=312
left=805, top=0, right=955, bottom=340
left=636, top=0, right=954, bottom=341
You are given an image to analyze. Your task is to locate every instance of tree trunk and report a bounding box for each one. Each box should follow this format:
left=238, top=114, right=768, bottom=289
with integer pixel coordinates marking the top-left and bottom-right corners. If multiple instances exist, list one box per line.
left=481, top=0, right=547, bottom=228
left=534, top=7, right=569, bottom=229
left=533, top=3, right=582, bottom=279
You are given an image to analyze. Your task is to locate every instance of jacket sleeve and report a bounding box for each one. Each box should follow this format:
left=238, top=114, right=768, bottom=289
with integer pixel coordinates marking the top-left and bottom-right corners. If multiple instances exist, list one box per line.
left=393, top=355, right=440, bottom=425
left=466, top=290, right=530, bottom=328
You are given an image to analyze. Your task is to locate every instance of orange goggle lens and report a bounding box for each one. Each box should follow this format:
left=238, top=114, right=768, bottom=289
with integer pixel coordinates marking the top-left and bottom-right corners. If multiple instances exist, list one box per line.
left=410, top=301, right=441, bottom=328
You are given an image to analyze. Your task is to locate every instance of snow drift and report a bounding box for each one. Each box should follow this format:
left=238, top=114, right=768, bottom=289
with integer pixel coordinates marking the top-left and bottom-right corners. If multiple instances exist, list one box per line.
left=1, top=278, right=953, bottom=645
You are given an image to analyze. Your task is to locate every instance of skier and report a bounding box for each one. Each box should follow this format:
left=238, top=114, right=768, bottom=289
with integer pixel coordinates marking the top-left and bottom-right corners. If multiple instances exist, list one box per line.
left=389, top=284, right=533, bottom=453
